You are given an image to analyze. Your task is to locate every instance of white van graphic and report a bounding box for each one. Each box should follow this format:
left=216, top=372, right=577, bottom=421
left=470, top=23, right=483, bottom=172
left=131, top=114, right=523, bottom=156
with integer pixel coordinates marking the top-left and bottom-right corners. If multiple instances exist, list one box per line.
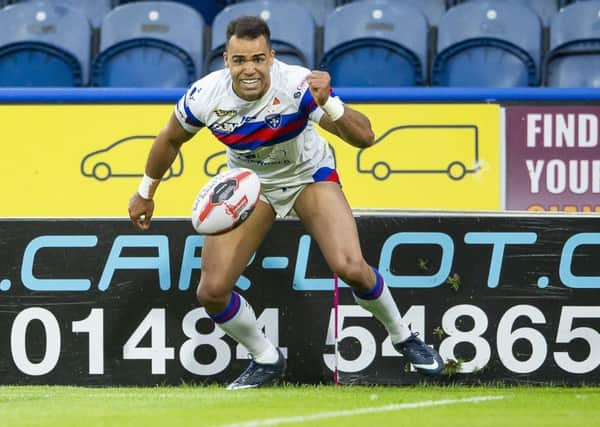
left=357, top=125, right=481, bottom=180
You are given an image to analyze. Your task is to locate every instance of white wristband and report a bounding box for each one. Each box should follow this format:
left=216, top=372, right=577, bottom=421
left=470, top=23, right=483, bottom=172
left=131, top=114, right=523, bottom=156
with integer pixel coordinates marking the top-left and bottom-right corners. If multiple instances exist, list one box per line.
left=138, top=174, right=161, bottom=200
left=321, top=96, right=344, bottom=121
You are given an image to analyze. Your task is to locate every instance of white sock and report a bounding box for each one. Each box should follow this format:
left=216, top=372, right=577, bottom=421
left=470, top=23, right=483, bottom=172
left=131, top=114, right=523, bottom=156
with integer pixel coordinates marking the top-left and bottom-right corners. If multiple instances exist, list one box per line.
left=209, top=292, right=279, bottom=364
left=353, top=271, right=412, bottom=344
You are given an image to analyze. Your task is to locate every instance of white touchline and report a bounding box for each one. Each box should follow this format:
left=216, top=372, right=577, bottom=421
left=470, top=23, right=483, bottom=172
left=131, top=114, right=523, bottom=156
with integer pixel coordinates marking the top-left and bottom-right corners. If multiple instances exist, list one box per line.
left=218, top=395, right=506, bottom=427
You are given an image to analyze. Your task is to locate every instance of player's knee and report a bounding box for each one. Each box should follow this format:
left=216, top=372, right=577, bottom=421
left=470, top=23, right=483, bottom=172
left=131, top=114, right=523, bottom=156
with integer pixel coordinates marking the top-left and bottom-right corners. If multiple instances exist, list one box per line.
left=331, top=256, right=369, bottom=286
left=196, top=279, right=230, bottom=312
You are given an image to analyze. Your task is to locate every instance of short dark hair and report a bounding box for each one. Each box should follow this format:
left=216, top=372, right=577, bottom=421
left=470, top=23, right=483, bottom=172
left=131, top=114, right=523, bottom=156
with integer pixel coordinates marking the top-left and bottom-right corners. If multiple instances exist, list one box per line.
left=226, top=16, right=271, bottom=47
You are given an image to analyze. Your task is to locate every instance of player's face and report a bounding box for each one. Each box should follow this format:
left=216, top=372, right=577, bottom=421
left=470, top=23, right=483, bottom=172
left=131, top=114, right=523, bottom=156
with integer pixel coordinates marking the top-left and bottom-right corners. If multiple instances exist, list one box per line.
left=224, top=35, right=274, bottom=101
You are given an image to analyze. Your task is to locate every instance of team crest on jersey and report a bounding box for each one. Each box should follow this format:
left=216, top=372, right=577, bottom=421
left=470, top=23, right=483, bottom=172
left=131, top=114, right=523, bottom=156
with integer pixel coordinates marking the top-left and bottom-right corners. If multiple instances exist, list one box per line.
left=264, top=113, right=282, bottom=129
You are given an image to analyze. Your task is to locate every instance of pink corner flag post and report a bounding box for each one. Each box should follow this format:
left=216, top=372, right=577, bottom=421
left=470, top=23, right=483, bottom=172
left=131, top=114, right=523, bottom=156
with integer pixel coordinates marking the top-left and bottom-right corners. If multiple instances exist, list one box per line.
left=333, top=273, right=339, bottom=385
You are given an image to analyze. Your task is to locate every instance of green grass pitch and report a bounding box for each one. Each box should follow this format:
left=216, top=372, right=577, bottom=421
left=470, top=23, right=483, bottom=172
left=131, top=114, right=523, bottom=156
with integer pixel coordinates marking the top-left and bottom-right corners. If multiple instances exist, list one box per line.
left=1, top=385, right=598, bottom=427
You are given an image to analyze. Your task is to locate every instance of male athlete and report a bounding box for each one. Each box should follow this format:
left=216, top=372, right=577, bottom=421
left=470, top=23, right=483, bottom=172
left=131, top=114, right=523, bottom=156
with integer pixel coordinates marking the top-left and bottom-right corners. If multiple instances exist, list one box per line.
left=129, top=16, right=444, bottom=389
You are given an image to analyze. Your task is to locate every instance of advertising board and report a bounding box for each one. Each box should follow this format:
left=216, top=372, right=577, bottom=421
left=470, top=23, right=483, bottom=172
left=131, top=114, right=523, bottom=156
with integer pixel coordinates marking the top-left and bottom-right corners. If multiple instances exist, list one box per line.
left=505, top=105, right=600, bottom=212
left=1, top=216, right=598, bottom=385
left=0, top=103, right=500, bottom=216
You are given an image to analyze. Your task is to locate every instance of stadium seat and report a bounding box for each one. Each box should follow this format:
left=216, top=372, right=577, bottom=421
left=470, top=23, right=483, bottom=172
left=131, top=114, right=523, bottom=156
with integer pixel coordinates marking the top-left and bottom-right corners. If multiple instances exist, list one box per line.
left=339, top=0, right=446, bottom=26
left=545, top=0, right=600, bottom=87
left=459, top=0, right=559, bottom=26
left=432, top=1, right=542, bottom=86
left=235, top=0, right=336, bottom=26
left=400, top=0, right=447, bottom=26
left=207, top=0, right=315, bottom=72
left=320, top=0, right=428, bottom=86
left=115, top=0, right=229, bottom=25
left=17, top=0, right=111, bottom=29
left=0, top=1, right=91, bottom=86
left=91, top=1, right=204, bottom=87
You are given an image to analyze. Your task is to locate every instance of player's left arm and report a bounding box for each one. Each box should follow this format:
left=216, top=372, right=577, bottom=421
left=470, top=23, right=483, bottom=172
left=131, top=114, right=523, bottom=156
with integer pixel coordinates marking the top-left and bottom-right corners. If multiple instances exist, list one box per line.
left=308, top=70, right=374, bottom=149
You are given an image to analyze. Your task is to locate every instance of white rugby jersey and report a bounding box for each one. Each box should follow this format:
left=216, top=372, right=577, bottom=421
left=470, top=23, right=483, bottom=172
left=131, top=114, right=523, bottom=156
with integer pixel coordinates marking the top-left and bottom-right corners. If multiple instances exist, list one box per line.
left=174, top=59, right=339, bottom=190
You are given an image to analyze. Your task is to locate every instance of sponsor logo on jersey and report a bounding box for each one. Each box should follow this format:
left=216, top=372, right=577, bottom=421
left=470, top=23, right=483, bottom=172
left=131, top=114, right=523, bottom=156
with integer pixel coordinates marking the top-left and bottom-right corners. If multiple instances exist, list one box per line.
left=214, top=108, right=237, bottom=118
left=210, top=122, right=237, bottom=133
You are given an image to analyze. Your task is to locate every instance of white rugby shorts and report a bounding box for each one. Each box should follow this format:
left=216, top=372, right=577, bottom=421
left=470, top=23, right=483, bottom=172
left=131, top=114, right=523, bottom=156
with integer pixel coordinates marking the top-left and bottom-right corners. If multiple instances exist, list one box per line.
left=229, top=136, right=340, bottom=217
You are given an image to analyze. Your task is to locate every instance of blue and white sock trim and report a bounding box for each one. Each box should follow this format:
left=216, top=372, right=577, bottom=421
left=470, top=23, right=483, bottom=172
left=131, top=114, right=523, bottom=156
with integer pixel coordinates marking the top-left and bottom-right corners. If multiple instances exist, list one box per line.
left=353, top=267, right=384, bottom=300
left=208, top=292, right=241, bottom=324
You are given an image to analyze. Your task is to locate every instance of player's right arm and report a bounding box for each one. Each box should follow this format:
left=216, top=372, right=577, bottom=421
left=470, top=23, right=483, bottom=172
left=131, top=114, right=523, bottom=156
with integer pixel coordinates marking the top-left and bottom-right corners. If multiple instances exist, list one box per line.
left=129, top=74, right=214, bottom=230
left=128, top=112, right=195, bottom=230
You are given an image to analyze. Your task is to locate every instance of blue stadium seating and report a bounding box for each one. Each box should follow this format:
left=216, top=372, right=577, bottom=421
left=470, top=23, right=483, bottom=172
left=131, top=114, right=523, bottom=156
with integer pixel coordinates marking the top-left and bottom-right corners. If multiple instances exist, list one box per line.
left=91, top=1, right=204, bottom=87
left=17, top=0, right=111, bottom=29
left=116, top=0, right=229, bottom=25
left=235, top=0, right=336, bottom=26
left=0, top=1, right=91, bottom=86
left=545, top=0, right=600, bottom=87
left=460, top=0, right=558, bottom=26
left=320, top=0, right=428, bottom=86
left=207, top=0, right=315, bottom=72
left=432, top=1, right=542, bottom=86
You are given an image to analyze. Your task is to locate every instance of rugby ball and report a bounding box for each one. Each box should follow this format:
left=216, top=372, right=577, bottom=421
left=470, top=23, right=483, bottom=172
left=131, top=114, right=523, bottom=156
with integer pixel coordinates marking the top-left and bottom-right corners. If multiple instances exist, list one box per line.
left=191, top=168, right=260, bottom=235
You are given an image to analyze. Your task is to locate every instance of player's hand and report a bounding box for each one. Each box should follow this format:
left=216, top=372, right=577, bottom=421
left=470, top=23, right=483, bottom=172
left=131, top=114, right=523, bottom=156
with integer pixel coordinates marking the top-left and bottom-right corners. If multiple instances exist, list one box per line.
left=307, top=70, right=332, bottom=106
left=128, top=192, right=154, bottom=231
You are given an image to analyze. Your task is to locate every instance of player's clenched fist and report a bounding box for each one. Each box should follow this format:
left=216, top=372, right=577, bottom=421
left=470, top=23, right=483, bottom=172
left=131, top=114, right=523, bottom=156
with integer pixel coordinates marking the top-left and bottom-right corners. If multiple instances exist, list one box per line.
left=306, top=71, right=332, bottom=106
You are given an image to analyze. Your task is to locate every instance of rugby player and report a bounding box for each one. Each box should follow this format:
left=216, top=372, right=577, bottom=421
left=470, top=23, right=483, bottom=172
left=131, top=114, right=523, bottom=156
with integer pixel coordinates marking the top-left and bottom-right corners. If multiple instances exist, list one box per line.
left=129, top=16, right=444, bottom=389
